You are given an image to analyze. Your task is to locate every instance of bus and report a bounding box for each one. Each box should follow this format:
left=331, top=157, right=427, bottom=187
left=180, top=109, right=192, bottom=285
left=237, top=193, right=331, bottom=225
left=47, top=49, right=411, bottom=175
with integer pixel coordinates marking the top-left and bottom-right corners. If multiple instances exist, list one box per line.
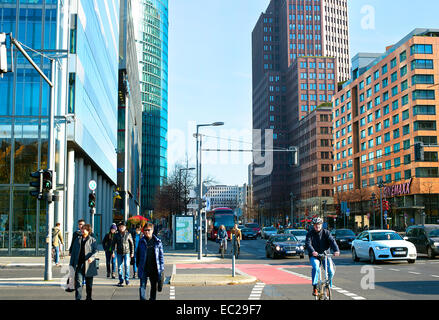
left=206, top=207, right=236, bottom=240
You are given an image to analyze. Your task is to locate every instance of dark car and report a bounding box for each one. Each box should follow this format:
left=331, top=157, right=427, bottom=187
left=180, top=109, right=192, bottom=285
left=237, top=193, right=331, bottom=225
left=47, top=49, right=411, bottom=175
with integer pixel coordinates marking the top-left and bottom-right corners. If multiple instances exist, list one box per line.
left=265, top=234, right=305, bottom=259
left=331, top=229, right=356, bottom=250
left=245, top=223, right=261, bottom=238
left=241, top=228, right=258, bottom=240
left=405, top=224, right=439, bottom=258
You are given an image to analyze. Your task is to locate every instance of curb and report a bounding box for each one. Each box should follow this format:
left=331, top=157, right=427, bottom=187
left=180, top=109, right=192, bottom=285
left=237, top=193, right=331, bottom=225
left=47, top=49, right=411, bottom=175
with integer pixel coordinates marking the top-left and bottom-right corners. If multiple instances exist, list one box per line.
left=170, top=274, right=257, bottom=287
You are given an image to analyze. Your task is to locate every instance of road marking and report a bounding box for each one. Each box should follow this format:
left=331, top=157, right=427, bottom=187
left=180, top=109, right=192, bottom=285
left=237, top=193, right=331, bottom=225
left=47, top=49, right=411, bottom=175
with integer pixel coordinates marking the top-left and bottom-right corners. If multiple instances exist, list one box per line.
left=170, top=286, right=175, bottom=300
left=389, top=269, right=400, bottom=272
left=408, top=272, right=421, bottom=275
left=431, top=275, right=439, bottom=278
left=249, top=282, right=265, bottom=300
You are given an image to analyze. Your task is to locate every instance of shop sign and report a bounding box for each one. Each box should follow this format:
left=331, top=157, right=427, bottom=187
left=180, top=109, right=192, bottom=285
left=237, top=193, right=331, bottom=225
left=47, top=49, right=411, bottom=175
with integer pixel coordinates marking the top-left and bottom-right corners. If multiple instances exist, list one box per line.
left=384, top=178, right=412, bottom=198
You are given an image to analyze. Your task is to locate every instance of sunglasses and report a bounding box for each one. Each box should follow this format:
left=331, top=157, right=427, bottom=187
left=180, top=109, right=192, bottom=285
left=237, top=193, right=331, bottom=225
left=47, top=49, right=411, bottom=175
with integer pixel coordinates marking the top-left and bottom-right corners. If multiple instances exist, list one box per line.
left=144, top=229, right=152, bottom=232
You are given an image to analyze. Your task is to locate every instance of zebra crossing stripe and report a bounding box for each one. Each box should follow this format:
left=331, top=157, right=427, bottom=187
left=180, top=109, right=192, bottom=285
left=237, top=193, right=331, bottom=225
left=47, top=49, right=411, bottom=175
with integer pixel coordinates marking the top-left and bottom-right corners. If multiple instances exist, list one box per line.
left=248, top=282, right=265, bottom=300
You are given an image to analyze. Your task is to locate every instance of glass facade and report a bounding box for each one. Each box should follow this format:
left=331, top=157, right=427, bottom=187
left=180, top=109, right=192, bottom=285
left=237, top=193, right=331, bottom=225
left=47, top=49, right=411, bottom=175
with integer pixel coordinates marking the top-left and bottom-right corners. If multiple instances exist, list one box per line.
left=134, top=0, right=168, bottom=212
left=0, top=0, right=56, bottom=255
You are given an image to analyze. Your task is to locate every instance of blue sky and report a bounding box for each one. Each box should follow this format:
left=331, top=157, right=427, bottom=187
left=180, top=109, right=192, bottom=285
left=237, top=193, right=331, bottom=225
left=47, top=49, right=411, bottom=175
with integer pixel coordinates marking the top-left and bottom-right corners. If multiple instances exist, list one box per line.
left=168, top=0, right=439, bottom=186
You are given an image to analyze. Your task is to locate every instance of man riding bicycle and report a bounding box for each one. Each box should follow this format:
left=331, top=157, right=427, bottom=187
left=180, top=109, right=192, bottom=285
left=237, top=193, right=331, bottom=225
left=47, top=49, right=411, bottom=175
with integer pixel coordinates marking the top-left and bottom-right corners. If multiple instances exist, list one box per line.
left=217, top=225, right=228, bottom=254
left=305, top=217, right=340, bottom=297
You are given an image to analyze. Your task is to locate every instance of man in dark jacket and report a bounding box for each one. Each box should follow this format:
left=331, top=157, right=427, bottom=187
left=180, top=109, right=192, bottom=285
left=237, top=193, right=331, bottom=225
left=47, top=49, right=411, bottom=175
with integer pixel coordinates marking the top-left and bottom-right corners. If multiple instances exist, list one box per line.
left=136, top=223, right=164, bottom=301
left=69, top=224, right=98, bottom=301
left=305, top=217, right=340, bottom=296
left=112, top=221, right=134, bottom=286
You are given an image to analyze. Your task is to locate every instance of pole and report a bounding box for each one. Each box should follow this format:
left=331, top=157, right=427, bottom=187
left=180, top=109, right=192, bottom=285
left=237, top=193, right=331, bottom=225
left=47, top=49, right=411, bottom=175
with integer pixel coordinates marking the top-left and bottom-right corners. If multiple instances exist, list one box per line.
left=198, top=133, right=203, bottom=260
left=44, top=58, right=56, bottom=281
left=380, top=186, right=383, bottom=230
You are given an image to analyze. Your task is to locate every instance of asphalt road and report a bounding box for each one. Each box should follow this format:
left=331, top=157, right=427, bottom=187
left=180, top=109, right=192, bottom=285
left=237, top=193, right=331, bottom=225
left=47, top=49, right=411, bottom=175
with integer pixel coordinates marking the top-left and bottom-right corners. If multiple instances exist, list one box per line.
left=0, top=238, right=438, bottom=300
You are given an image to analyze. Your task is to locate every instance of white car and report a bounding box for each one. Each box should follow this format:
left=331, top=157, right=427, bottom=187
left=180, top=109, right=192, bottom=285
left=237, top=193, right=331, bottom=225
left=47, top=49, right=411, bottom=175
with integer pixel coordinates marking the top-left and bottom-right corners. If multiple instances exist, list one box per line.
left=285, top=229, right=308, bottom=244
left=352, top=230, right=417, bottom=264
left=261, top=227, right=278, bottom=239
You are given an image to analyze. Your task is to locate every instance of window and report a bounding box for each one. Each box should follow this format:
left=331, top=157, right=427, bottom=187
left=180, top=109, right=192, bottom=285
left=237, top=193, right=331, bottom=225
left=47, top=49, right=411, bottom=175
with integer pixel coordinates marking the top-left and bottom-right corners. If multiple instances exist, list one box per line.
left=413, top=105, right=436, bottom=116
left=384, top=118, right=390, bottom=129
left=382, top=78, right=388, bottom=88
left=402, top=95, right=409, bottom=106
left=400, top=50, right=407, bottom=62
left=414, top=121, right=436, bottom=131
left=404, top=154, right=411, bottom=165
left=400, top=65, right=407, bottom=77
left=411, top=44, right=433, bottom=55
left=403, top=139, right=411, bottom=150
left=393, top=128, right=400, bottom=139
left=411, top=59, right=434, bottom=70
left=382, top=64, right=388, bottom=74
left=394, top=157, right=401, bottom=168
left=401, top=80, right=408, bottom=92
left=404, top=170, right=411, bottom=179
left=395, top=172, right=401, bottom=182
left=394, top=143, right=400, bottom=153
left=413, top=90, right=435, bottom=100
left=393, top=114, right=399, bottom=125
left=391, top=58, right=397, bottom=69
left=391, top=72, right=398, bottom=83
left=416, top=167, right=438, bottom=178
left=412, top=74, right=434, bottom=85
left=384, top=132, right=391, bottom=142
left=402, top=110, right=409, bottom=121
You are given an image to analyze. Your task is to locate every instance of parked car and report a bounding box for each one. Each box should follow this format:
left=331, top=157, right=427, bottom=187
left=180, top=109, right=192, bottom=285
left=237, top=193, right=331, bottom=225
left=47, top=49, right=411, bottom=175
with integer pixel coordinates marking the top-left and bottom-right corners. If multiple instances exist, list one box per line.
left=265, top=234, right=305, bottom=259
left=261, top=227, right=278, bottom=239
left=285, top=229, right=308, bottom=245
left=241, top=228, right=258, bottom=240
left=405, top=224, right=439, bottom=259
left=245, top=223, right=261, bottom=238
left=351, top=230, right=417, bottom=264
left=331, top=229, right=356, bottom=250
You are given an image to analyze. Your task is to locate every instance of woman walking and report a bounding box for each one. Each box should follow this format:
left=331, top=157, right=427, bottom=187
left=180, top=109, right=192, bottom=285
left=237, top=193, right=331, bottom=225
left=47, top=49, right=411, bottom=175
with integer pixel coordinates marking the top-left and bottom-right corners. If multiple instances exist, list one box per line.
left=102, top=224, right=117, bottom=278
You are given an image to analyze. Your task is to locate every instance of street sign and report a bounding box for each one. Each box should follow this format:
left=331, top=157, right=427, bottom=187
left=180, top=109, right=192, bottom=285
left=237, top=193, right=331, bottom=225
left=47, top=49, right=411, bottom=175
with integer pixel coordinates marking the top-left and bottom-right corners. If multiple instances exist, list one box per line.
left=346, top=208, right=350, bottom=217
left=89, top=180, right=97, bottom=191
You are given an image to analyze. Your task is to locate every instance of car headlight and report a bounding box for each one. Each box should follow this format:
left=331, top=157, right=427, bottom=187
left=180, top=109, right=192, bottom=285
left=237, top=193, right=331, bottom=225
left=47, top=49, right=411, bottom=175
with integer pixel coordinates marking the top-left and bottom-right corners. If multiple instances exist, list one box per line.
left=434, top=242, right=439, bottom=247
left=375, top=246, right=388, bottom=250
left=276, top=245, right=281, bottom=251
left=299, top=246, right=304, bottom=250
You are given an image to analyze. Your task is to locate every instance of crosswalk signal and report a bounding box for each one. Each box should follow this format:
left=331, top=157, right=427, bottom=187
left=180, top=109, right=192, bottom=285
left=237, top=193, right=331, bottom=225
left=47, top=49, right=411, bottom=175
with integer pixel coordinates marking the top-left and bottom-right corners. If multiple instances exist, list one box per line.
left=0, top=33, right=7, bottom=74
left=42, top=170, right=53, bottom=192
left=30, top=170, right=43, bottom=200
left=88, top=192, right=96, bottom=208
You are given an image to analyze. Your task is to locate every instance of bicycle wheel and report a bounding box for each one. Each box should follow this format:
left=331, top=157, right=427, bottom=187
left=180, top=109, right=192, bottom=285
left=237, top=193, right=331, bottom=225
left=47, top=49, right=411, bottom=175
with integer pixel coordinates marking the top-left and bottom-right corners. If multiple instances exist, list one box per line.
left=221, top=244, right=225, bottom=259
left=324, top=284, right=332, bottom=300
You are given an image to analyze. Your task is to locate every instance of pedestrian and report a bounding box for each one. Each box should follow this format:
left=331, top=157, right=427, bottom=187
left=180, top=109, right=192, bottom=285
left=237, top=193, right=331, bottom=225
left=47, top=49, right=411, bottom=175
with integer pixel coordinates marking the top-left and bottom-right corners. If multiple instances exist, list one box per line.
left=102, top=224, right=117, bottom=278
left=130, top=224, right=143, bottom=279
left=136, top=223, right=164, bottom=301
left=52, top=222, right=64, bottom=267
left=112, top=221, right=134, bottom=286
left=230, top=224, right=242, bottom=254
left=69, top=224, right=98, bottom=301
left=69, top=219, right=85, bottom=256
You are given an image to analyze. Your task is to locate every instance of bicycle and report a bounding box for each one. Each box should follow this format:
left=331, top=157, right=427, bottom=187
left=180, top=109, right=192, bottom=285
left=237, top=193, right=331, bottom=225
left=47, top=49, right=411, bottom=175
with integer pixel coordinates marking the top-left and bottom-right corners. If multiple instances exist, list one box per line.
left=218, top=238, right=227, bottom=259
left=314, top=253, right=334, bottom=300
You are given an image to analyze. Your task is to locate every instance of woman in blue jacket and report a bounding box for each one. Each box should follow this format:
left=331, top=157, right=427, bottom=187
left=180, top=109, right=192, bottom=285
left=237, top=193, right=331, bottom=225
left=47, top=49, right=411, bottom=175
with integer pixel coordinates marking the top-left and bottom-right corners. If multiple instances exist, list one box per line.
left=136, top=223, right=164, bottom=300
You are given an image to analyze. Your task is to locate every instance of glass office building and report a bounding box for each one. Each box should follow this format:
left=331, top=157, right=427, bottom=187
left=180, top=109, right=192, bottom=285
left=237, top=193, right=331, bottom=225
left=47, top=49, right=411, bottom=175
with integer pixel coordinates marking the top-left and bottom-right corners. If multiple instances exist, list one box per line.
left=0, top=0, right=120, bottom=255
left=134, top=0, right=168, bottom=214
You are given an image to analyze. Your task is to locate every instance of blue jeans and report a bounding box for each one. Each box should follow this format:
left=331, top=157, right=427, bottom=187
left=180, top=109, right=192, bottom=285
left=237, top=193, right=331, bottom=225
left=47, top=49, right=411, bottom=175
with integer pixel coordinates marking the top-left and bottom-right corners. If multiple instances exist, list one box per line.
left=54, top=246, right=60, bottom=264
left=310, top=256, right=335, bottom=287
left=74, top=265, right=93, bottom=300
left=105, top=251, right=116, bottom=274
left=139, top=275, right=158, bottom=300
left=132, top=254, right=138, bottom=275
left=117, top=254, right=130, bottom=282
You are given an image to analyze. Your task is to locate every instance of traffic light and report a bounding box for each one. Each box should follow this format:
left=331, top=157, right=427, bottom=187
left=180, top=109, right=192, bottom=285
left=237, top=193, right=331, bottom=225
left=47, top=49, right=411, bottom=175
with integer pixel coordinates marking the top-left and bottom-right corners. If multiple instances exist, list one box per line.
left=383, top=200, right=390, bottom=212
left=288, top=146, right=298, bottom=167
left=42, top=170, right=53, bottom=192
left=0, top=33, right=7, bottom=74
left=30, top=170, right=43, bottom=200
left=414, top=142, right=424, bottom=161
left=88, top=192, right=96, bottom=208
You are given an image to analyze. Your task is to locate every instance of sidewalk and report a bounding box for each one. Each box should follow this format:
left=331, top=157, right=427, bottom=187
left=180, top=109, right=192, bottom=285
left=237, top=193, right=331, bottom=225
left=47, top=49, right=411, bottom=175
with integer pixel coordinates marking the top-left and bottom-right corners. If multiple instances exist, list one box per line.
left=0, top=246, right=257, bottom=287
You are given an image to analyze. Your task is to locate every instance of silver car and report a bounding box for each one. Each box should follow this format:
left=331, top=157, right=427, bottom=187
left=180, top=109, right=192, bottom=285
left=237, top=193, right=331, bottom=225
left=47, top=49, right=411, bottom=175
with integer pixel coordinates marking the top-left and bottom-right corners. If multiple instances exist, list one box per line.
left=261, top=227, right=278, bottom=239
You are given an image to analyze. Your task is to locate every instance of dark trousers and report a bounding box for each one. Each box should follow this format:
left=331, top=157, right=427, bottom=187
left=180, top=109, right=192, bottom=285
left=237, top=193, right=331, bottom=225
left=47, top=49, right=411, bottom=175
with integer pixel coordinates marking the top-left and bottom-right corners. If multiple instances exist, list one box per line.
left=75, top=265, right=93, bottom=300
left=105, top=251, right=116, bottom=274
left=139, top=274, right=158, bottom=300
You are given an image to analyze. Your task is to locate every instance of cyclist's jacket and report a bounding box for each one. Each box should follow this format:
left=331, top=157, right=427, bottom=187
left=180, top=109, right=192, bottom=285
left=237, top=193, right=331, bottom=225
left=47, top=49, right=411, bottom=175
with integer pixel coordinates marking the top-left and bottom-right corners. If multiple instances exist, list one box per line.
left=305, top=229, right=339, bottom=258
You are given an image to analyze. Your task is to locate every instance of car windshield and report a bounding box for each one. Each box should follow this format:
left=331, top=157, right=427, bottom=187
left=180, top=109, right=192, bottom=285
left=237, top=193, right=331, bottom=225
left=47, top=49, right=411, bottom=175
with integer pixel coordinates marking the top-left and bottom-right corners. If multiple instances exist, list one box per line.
left=246, top=224, right=259, bottom=228
left=291, top=230, right=307, bottom=237
left=336, top=230, right=355, bottom=236
left=242, top=228, right=252, bottom=232
left=272, top=235, right=297, bottom=242
left=427, top=228, right=439, bottom=237
left=265, top=227, right=276, bottom=231
left=370, top=232, right=402, bottom=241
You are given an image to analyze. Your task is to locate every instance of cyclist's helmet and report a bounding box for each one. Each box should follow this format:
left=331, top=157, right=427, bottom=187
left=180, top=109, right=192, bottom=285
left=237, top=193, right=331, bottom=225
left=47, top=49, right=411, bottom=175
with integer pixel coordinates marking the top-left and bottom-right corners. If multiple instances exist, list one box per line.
left=312, top=217, right=323, bottom=225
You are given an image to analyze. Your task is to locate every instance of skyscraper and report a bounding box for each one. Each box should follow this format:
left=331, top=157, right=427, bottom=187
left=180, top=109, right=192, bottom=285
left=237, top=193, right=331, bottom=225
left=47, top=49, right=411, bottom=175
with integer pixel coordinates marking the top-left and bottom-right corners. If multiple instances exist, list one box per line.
left=0, top=0, right=120, bottom=255
left=252, top=0, right=349, bottom=223
left=132, top=0, right=168, bottom=215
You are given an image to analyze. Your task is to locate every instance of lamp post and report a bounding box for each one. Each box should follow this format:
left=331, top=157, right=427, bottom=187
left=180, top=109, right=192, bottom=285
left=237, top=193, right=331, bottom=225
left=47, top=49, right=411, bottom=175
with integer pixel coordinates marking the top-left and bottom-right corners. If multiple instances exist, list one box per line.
left=290, top=193, right=296, bottom=227
left=195, top=122, right=224, bottom=260
left=371, top=193, right=376, bottom=229
left=178, top=167, right=195, bottom=215
left=378, top=181, right=385, bottom=229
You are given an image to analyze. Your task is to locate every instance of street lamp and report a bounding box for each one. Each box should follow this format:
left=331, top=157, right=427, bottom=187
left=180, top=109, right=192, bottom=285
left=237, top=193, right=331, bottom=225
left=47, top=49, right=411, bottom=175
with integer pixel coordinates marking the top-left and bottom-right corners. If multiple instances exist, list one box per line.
left=178, top=167, right=195, bottom=214
left=378, top=181, right=385, bottom=229
left=195, top=122, right=224, bottom=260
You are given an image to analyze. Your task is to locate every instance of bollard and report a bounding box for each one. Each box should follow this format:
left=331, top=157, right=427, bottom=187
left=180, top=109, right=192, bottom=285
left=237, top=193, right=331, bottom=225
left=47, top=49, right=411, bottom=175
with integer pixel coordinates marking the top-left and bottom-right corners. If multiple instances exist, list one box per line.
left=232, top=254, right=235, bottom=277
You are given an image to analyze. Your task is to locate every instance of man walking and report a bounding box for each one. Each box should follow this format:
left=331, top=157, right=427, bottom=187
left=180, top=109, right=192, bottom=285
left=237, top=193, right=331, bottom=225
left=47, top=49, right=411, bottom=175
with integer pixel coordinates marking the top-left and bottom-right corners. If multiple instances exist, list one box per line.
left=112, top=221, right=134, bottom=286
left=69, top=219, right=85, bottom=256
left=52, top=222, right=64, bottom=267
left=136, top=223, right=164, bottom=300
left=69, top=224, right=98, bottom=301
